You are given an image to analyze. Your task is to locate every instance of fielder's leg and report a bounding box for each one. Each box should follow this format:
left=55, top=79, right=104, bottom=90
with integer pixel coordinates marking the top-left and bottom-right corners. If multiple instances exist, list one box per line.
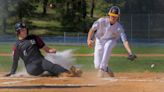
left=94, top=38, right=104, bottom=69
left=99, top=40, right=116, bottom=77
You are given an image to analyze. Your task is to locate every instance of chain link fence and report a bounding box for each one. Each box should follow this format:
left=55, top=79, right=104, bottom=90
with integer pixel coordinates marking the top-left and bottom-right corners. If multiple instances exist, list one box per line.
left=121, top=14, right=164, bottom=43
left=0, top=32, right=88, bottom=45
left=1, top=14, right=164, bottom=45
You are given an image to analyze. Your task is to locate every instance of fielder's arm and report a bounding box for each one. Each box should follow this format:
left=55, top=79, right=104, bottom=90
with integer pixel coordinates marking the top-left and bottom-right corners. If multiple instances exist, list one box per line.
left=123, top=41, right=133, bottom=55
left=123, top=41, right=137, bottom=61
left=87, top=28, right=96, bottom=48
left=120, top=28, right=136, bottom=61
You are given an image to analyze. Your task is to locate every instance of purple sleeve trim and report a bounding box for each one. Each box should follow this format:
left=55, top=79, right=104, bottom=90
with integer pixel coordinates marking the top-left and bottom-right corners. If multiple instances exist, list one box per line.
left=35, top=36, right=45, bottom=49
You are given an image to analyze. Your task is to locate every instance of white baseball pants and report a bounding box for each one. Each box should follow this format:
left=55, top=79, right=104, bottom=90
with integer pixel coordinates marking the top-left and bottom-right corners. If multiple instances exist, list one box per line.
left=94, top=38, right=117, bottom=71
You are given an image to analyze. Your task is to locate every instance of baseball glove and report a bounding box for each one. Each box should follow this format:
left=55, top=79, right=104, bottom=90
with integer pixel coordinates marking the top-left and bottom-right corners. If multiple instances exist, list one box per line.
left=127, top=54, right=137, bottom=61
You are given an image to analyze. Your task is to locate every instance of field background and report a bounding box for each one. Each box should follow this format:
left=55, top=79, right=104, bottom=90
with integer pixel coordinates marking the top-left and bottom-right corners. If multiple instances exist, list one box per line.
left=0, top=1, right=164, bottom=91
left=1, top=43, right=164, bottom=73
left=1, top=43, right=164, bottom=92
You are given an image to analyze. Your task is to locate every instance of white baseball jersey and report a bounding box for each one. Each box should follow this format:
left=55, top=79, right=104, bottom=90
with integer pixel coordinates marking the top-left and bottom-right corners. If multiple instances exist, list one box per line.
left=91, top=17, right=127, bottom=42
left=90, top=17, right=128, bottom=72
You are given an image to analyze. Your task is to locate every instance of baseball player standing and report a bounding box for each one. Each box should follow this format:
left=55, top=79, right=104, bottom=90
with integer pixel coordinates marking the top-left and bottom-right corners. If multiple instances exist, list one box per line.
left=5, top=22, right=82, bottom=77
left=87, top=6, right=136, bottom=77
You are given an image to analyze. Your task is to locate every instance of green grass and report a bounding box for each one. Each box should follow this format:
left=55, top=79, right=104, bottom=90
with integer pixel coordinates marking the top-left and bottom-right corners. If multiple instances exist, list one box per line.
left=75, top=56, right=94, bottom=71
left=1, top=43, right=164, bottom=54
left=0, top=43, right=13, bottom=53
left=31, top=20, right=61, bottom=28
left=1, top=56, right=164, bottom=73
left=1, top=43, right=164, bottom=73
left=110, top=57, right=164, bottom=72
left=0, top=57, right=12, bottom=72
left=74, top=56, right=164, bottom=72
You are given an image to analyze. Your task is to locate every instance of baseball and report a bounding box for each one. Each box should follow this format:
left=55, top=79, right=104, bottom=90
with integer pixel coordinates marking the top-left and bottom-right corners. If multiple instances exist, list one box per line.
left=151, top=64, right=155, bottom=68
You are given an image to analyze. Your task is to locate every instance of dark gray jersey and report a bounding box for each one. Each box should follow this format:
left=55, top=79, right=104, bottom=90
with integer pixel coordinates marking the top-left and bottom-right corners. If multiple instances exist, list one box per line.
left=10, top=35, right=45, bottom=74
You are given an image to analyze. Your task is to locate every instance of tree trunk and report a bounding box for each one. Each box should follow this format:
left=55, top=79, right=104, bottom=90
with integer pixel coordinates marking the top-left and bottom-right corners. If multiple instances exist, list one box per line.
left=90, top=0, right=95, bottom=18
left=42, top=0, right=48, bottom=15
left=18, top=7, right=23, bottom=21
left=112, top=0, right=116, bottom=5
left=104, top=0, right=111, bottom=3
left=66, top=2, right=70, bottom=13
left=2, top=17, right=7, bottom=33
left=81, top=0, right=87, bottom=19
left=17, top=1, right=23, bottom=21
left=2, top=0, right=8, bottom=33
left=72, top=0, right=76, bottom=14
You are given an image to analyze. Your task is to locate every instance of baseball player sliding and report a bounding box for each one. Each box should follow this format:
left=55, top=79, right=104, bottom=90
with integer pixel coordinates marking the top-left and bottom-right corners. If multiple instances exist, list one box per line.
left=5, top=22, right=82, bottom=77
left=87, top=6, right=136, bottom=78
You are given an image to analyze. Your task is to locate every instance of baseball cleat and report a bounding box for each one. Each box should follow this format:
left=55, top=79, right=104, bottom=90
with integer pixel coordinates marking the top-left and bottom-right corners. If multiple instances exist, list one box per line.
left=59, top=66, right=83, bottom=77
left=98, top=69, right=114, bottom=78
left=97, top=69, right=105, bottom=77
left=69, top=66, right=83, bottom=77
left=107, top=71, right=114, bottom=77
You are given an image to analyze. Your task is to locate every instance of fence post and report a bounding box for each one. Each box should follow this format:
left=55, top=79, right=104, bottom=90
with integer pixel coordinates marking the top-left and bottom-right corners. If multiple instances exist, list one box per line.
left=130, top=14, right=133, bottom=43
left=148, top=14, right=150, bottom=42
left=77, top=32, right=80, bottom=43
left=64, top=32, right=66, bottom=43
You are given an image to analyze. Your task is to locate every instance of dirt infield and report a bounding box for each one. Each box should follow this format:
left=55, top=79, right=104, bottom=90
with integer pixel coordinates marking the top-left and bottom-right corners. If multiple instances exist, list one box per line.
left=1, top=53, right=164, bottom=92
left=0, top=72, right=164, bottom=92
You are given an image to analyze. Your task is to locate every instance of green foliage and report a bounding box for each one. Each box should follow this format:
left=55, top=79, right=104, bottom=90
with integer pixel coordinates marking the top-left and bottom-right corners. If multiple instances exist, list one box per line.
left=1, top=0, right=164, bottom=35
left=51, top=0, right=88, bottom=32
left=10, top=0, right=38, bottom=21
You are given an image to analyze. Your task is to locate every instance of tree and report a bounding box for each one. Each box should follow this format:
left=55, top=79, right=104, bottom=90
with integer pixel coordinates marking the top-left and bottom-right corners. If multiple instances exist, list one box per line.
left=81, top=0, right=87, bottom=19
left=10, top=0, right=37, bottom=21
left=104, top=0, right=111, bottom=3
left=123, top=0, right=154, bottom=14
left=42, top=0, right=49, bottom=15
left=51, top=0, right=88, bottom=32
left=0, top=0, right=8, bottom=33
left=90, top=0, right=95, bottom=17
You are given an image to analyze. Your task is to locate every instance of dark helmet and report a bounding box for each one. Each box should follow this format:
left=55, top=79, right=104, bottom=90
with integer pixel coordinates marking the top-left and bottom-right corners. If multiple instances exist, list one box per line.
left=15, top=22, right=28, bottom=35
left=108, top=6, right=120, bottom=17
